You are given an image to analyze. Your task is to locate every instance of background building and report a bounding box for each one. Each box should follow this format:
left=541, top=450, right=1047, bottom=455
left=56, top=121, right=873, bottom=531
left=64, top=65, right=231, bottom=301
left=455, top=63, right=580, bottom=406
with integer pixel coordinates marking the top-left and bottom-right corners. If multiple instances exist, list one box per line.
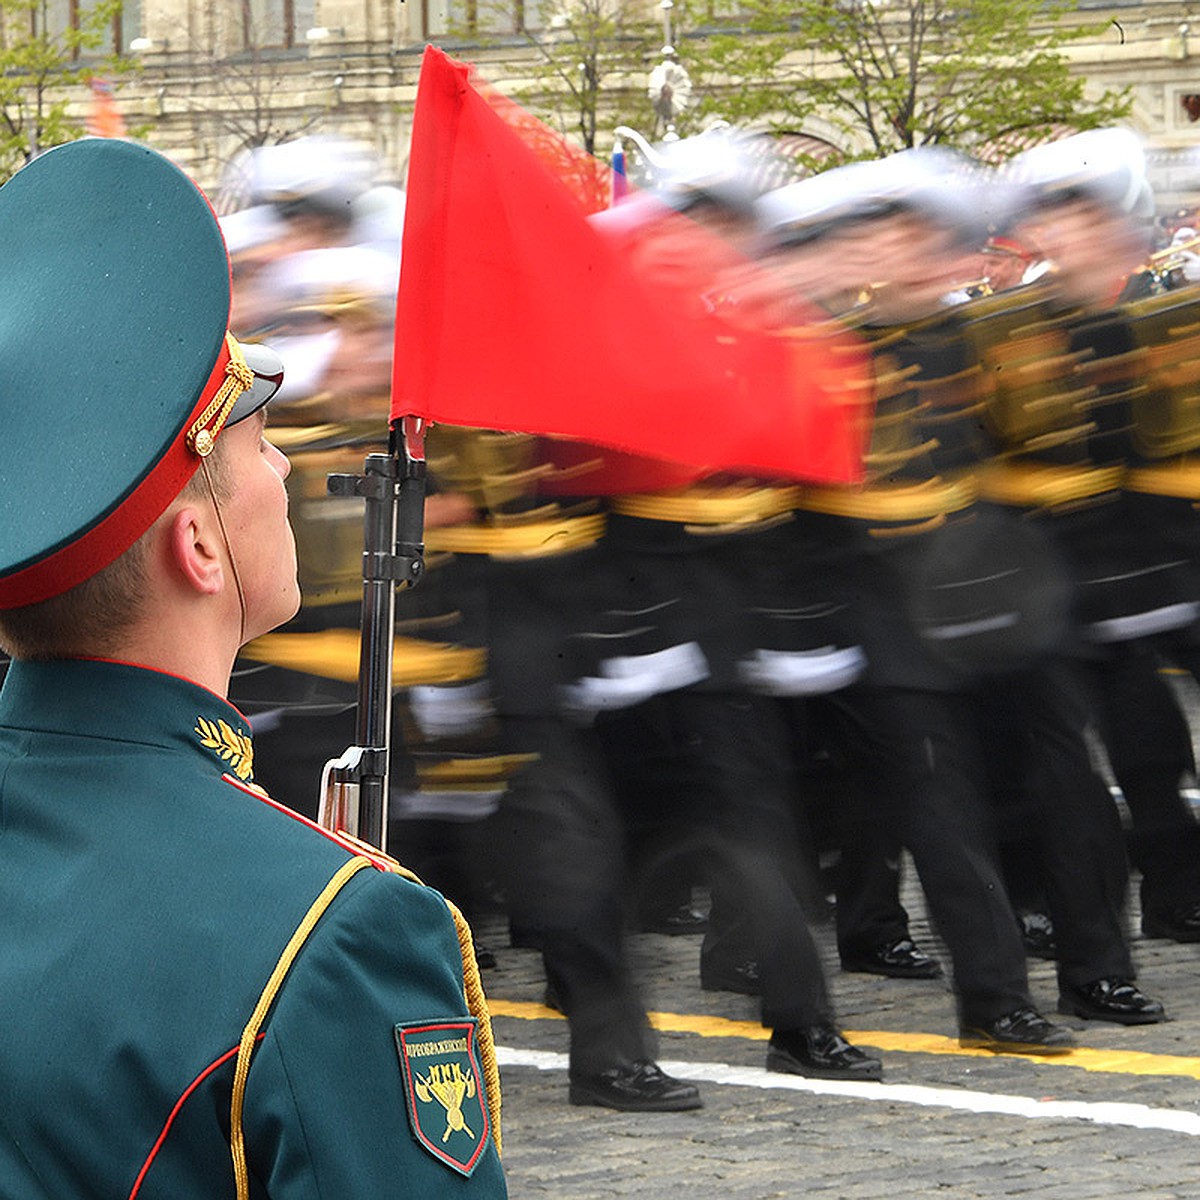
left=23, top=0, right=1200, bottom=209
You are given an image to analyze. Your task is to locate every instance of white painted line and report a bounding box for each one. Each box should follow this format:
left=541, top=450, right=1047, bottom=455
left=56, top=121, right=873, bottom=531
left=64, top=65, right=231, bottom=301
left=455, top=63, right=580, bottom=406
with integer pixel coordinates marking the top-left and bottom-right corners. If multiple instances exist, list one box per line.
left=495, top=1046, right=1200, bottom=1136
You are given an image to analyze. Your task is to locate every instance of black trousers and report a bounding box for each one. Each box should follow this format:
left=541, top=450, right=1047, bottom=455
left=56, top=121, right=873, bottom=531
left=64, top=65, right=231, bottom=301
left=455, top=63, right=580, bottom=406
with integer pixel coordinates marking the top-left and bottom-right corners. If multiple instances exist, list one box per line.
left=489, top=715, right=656, bottom=1075
left=978, top=660, right=1135, bottom=987
left=786, top=698, right=913, bottom=959
left=814, top=686, right=1032, bottom=1024
left=599, top=690, right=834, bottom=1032
left=1087, top=641, right=1200, bottom=921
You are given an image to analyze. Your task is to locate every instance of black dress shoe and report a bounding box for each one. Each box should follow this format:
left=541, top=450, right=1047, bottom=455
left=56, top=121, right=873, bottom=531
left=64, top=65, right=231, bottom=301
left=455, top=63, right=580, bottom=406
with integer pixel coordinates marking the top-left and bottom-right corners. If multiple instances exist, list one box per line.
left=840, top=937, right=943, bottom=979
left=641, top=902, right=710, bottom=936
left=1058, top=978, right=1168, bottom=1025
left=568, top=1061, right=703, bottom=1111
left=1142, top=900, right=1200, bottom=943
left=700, top=959, right=761, bottom=995
left=1019, top=911, right=1057, bottom=960
left=767, top=1025, right=883, bottom=1081
left=960, top=1006, right=1076, bottom=1055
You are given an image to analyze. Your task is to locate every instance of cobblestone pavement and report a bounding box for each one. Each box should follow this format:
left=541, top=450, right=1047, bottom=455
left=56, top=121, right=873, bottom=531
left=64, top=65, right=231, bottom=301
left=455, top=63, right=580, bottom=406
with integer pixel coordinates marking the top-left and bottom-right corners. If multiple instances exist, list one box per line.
left=474, top=872, right=1200, bottom=1200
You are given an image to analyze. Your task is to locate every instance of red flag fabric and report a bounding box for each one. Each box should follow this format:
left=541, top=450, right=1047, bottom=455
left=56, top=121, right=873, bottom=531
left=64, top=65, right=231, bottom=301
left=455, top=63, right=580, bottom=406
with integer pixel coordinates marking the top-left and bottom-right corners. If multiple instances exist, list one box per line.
left=392, top=45, right=871, bottom=485
left=473, top=75, right=613, bottom=215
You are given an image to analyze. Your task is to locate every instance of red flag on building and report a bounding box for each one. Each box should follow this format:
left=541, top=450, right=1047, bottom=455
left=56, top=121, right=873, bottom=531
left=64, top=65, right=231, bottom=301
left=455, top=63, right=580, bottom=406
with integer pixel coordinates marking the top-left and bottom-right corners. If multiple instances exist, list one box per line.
left=392, top=45, right=871, bottom=485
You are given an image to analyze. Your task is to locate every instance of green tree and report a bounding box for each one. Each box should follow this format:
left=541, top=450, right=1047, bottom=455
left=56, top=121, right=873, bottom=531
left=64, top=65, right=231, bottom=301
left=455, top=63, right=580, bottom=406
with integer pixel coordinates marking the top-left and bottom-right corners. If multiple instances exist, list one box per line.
left=680, top=0, right=1131, bottom=161
left=525, top=0, right=661, bottom=156
left=190, top=39, right=323, bottom=155
left=443, top=0, right=663, bottom=158
left=0, top=0, right=132, bottom=180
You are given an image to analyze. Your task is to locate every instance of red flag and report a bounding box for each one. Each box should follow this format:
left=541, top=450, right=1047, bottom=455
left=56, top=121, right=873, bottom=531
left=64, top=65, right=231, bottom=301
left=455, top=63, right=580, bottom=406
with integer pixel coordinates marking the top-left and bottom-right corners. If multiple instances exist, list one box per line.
left=392, top=46, right=870, bottom=485
left=473, top=75, right=612, bottom=215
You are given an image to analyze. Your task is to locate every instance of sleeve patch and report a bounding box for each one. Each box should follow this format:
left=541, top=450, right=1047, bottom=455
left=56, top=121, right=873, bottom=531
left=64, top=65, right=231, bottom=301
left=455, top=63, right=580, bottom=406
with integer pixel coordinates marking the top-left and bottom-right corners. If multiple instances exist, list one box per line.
left=394, top=1019, right=491, bottom=1177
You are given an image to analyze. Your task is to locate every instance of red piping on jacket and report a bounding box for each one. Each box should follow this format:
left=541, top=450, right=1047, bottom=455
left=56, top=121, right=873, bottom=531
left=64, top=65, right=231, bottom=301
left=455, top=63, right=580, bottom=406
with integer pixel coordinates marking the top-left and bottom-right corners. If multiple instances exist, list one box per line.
left=127, top=1034, right=264, bottom=1200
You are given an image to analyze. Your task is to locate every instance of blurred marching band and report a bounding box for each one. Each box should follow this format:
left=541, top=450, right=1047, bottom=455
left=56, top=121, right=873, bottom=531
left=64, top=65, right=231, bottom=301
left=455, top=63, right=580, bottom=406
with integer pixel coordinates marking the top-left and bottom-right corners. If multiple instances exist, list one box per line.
left=217, top=119, right=1200, bottom=1107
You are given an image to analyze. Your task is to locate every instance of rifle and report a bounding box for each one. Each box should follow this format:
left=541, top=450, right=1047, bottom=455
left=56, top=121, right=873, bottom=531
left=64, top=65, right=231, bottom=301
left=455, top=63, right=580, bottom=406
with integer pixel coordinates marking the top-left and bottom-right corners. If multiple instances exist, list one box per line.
left=317, top=415, right=427, bottom=852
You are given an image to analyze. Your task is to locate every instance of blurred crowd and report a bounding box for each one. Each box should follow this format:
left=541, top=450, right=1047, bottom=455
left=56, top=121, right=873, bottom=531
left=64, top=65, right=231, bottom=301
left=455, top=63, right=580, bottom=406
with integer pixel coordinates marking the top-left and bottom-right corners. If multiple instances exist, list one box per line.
left=220, top=125, right=1200, bottom=1113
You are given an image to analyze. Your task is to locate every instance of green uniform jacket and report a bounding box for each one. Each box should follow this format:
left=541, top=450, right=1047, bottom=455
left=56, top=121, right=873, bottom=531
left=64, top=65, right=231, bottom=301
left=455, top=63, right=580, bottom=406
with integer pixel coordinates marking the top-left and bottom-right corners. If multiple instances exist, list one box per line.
left=0, top=658, right=507, bottom=1198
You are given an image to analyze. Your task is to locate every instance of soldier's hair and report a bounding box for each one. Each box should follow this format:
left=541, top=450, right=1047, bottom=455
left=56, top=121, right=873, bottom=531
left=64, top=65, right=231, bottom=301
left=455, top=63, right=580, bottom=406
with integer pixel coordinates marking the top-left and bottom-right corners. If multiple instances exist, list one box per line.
left=0, top=446, right=233, bottom=661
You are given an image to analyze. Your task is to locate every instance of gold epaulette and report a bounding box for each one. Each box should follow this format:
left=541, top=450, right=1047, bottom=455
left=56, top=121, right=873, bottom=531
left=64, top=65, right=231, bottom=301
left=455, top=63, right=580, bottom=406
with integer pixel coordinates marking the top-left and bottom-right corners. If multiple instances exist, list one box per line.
left=793, top=478, right=976, bottom=522
left=608, top=485, right=801, bottom=526
left=976, top=461, right=1124, bottom=508
left=424, top=513, right=605, bottom=558
left=1124, top=457, right=1200, bottom=499
left=240, top=629, right=486, bottom=686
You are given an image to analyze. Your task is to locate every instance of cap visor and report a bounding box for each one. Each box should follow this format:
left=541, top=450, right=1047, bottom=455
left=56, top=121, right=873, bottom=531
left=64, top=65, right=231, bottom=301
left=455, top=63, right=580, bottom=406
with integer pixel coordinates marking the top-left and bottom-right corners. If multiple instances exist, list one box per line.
left=227, top=340, right=285, bottom=426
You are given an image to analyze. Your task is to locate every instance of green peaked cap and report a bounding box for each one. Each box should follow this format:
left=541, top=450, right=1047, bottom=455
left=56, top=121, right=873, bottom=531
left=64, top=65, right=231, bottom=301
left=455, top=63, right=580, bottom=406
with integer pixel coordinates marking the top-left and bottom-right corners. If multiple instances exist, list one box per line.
left=0, top=138, right=281, bottom=609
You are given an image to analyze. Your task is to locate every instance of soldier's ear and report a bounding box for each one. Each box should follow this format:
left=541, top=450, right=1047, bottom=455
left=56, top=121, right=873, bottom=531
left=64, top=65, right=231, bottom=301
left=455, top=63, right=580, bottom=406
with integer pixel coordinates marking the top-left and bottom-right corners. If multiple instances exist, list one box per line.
left=165, top=504, right=226, bottom=598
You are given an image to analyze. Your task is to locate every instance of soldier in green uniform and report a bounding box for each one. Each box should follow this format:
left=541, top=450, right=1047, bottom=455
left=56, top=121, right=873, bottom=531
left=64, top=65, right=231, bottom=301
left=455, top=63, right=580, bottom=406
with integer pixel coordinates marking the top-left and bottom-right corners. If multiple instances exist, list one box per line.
left=0, top=140, right=506, bottom=1197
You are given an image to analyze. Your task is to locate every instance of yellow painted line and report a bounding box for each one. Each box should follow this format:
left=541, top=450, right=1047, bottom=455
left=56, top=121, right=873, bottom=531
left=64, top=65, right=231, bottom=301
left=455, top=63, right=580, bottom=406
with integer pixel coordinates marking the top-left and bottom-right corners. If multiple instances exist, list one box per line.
left=488, top=1000, right=568, bottom=1023
left=848, top=1029, right=1200, bottom=1079
left=487, top=999, right=1200, bottom=1079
